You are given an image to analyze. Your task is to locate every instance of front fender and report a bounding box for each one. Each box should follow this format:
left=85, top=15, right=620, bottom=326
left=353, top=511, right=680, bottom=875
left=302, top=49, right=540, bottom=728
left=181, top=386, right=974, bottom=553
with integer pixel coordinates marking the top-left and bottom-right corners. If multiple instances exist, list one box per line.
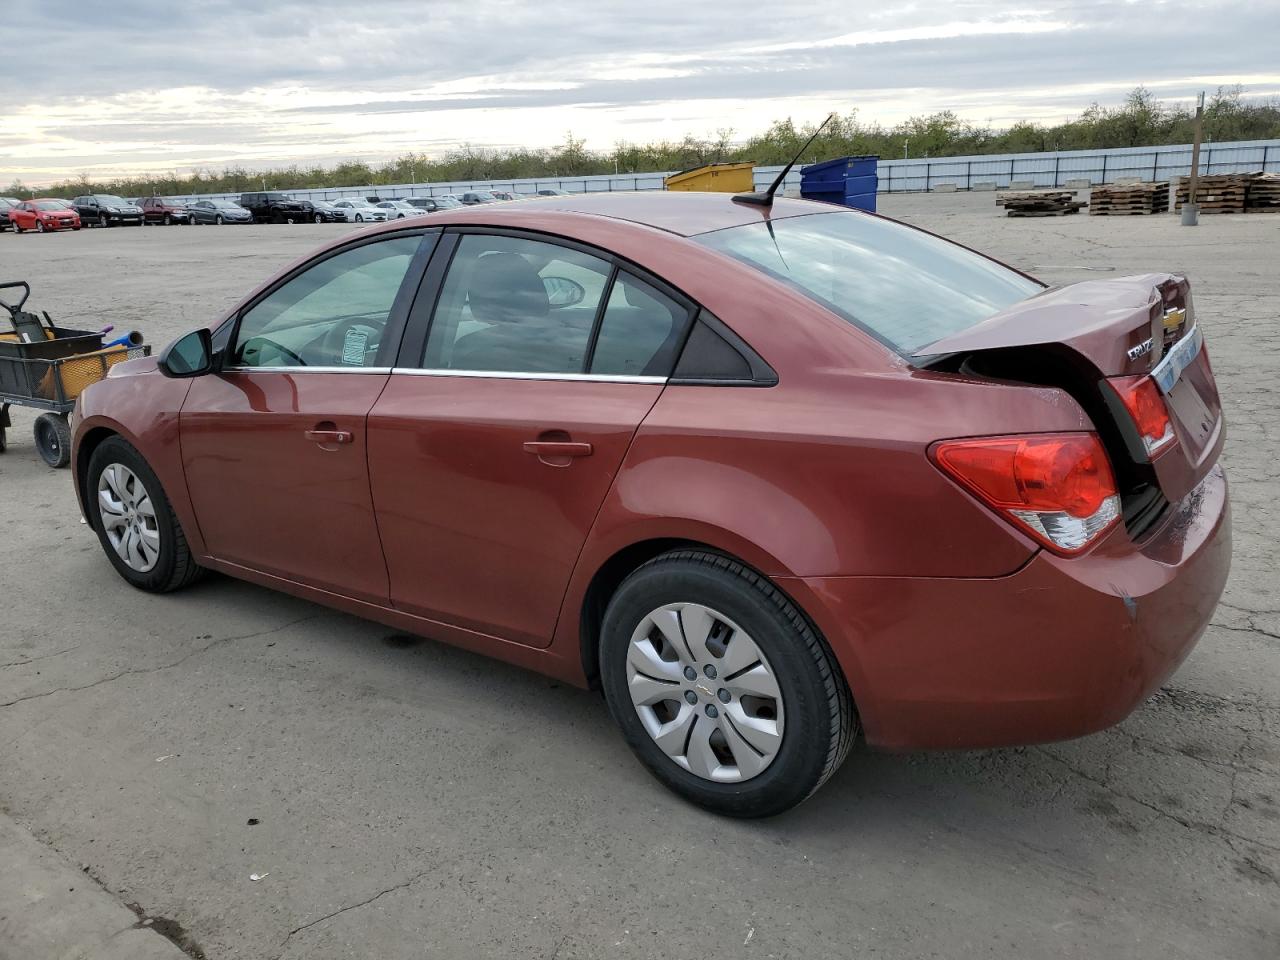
left=72, top=371, right=203, bottom=557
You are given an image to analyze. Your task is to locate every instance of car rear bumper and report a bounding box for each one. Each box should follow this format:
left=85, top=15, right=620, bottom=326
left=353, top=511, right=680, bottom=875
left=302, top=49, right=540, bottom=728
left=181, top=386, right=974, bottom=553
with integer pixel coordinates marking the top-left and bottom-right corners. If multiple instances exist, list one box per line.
left=786, top=464, right=1231, bottom=750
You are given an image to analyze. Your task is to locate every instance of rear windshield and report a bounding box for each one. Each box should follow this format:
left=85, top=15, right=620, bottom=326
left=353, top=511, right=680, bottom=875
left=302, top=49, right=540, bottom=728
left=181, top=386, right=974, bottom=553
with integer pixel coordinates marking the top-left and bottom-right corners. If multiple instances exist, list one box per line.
left=697, top=211, right=1042, bottom=354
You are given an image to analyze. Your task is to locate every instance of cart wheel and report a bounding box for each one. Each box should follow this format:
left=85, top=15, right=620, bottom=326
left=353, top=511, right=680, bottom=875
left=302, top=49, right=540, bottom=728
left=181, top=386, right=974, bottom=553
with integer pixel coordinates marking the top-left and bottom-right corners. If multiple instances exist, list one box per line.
left=34, top=413, right=72, bottom=468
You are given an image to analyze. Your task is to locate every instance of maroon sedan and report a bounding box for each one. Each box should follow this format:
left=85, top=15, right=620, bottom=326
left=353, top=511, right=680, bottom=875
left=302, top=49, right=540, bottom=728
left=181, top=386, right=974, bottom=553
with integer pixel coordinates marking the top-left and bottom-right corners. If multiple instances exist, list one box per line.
left=71, top=193, right=1229, bottom=816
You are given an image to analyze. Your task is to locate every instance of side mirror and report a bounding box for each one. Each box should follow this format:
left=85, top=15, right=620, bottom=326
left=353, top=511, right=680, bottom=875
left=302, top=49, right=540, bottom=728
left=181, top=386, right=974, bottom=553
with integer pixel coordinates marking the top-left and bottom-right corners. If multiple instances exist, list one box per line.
left=542, top=276, right=586, bottom=309
left=158, top=328, right=213, bottom=378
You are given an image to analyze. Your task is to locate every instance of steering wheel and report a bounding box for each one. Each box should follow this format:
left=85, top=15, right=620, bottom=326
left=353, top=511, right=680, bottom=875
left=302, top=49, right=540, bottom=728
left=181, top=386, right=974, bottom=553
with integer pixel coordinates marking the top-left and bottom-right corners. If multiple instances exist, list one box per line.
left=238, top=336, right=306, bottom=367
left=320, top=317, right=383, bottom=366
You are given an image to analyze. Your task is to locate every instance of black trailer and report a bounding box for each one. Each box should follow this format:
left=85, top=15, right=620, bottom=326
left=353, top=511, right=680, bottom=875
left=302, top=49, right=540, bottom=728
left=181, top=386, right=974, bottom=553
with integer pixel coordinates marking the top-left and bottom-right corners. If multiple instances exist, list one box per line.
left=0, top=281, right=148, bottom=467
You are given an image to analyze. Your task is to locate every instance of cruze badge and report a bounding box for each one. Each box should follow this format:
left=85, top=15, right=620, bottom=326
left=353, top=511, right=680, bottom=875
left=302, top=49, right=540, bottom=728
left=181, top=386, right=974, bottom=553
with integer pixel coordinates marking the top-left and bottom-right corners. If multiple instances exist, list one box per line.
left=1127, top=338, right=1154, bottom=362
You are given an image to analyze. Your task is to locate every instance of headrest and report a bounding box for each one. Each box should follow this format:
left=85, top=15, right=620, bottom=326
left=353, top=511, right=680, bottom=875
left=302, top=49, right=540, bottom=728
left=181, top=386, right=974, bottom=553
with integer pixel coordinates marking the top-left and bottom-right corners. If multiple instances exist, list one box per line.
left=467, top=253, right=549, bottom=325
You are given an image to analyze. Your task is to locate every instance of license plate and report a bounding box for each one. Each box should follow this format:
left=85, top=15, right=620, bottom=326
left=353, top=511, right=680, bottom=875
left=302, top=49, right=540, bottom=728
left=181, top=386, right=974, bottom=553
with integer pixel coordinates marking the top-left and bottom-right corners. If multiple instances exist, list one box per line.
left=1151, top=324, right=1203, bottom=394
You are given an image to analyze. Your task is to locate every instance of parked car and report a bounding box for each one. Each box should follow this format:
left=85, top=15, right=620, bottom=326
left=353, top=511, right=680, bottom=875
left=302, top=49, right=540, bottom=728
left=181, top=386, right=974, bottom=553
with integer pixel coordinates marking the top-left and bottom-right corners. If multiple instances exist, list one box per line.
left=8, top=199, right=82, bottom=232
left=140, top=197, right=193, bottom=225
left=0, top=197, right=22, bottom=231
left=329, top=199, right=387, bottom=223
left=238, top=192, right=310, bottom=224
left=308, top=200, right=347, bottom=223
left=72, top=195, right=143, bottom=227
left=187, top=199, right=253, bottom=225
left=404, top=195, right=462, bottom=213
left=70, top=192, right=1229, bottom=818
left=376, top=200, right=428, bottom=220
left=489, top=191, right=523, bottom=201
left=459, top=191, right=499, bottom=205
left=537, top=188, right=571, bottom=196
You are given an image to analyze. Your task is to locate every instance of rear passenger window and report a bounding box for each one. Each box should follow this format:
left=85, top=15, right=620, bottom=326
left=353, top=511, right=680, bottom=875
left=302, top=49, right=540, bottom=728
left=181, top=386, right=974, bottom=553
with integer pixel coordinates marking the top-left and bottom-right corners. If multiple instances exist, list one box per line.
left=589, top=274, right=689, bottom=376
left=423, top=234, right=611, bottom=374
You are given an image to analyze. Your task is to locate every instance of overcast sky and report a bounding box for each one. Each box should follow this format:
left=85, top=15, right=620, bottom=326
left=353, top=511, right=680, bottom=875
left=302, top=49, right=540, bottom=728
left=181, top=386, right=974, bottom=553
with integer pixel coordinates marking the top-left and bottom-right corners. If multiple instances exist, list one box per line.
left=2, top=0, right=1277, bottom=186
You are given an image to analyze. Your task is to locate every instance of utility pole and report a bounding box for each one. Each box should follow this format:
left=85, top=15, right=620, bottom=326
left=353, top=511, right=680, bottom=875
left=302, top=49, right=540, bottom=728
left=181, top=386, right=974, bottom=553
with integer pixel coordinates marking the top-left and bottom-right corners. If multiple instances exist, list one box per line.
left=903, top=138, right=910, bottom=159
left=1182, top=90, right=1205, bottom=226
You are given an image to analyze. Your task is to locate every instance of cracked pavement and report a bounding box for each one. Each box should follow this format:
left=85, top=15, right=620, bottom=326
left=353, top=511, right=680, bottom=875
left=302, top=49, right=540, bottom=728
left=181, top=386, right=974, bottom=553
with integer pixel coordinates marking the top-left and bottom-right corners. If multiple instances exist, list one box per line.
left=1, top=196, right=1277, bottom=958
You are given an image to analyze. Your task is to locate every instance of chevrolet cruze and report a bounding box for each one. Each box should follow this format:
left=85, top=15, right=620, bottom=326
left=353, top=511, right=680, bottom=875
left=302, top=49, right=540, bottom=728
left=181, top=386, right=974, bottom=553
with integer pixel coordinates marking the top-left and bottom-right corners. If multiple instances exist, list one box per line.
left=72, top=192, right=1230, bottom=816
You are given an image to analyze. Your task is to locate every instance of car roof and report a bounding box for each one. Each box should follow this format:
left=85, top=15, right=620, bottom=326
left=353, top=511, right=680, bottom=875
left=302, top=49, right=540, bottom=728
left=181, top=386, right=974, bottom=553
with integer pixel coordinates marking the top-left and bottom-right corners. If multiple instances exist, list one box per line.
left=386, top=190, right=826, bottom=238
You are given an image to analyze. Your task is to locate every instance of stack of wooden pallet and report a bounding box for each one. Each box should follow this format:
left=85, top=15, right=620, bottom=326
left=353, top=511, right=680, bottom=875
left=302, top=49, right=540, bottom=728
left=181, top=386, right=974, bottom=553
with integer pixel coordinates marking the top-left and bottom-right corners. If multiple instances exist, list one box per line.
left=1174, top=174, right=1250, bottom=213
left=995, top=190, right=1086, bottom=217
left=1245, top=173, right=1280, bottom=212
left=1088, top=182, right=1169, bottom=216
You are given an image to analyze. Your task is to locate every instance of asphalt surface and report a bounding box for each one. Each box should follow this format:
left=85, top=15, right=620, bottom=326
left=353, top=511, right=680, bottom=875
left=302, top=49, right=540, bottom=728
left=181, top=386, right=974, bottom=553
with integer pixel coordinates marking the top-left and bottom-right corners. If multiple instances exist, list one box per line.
left=1, top=197, right=1277, bottom=959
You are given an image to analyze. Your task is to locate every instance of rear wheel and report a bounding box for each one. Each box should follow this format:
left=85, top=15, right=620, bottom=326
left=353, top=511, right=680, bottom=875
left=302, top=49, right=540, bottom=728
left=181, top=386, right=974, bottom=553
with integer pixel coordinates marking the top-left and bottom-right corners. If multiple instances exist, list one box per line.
left=600, top=550, right=856, bottom=817
left=33, top=413, right=71, bottom=467
left=87, top=436, right=203, bottom=592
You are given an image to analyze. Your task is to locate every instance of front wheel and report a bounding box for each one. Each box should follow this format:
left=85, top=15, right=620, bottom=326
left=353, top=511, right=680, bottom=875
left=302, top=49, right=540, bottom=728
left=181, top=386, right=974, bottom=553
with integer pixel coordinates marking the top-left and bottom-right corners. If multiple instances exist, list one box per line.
left=600, top=550, right=856, bottom=818
left=36, top=220, right=46, bottom=233
left=354, top=214, right=364, bottom=222
left=314, top=213, right=323, bottom=224
left=215, top=214, right=224, bottom=225
left=98, top=214, right=108, bottom=228
left=87, top=436, right=203, bottom=592
left=163, top=214, right=171, bottom=225
left=33, top=413, right=71, bottom=467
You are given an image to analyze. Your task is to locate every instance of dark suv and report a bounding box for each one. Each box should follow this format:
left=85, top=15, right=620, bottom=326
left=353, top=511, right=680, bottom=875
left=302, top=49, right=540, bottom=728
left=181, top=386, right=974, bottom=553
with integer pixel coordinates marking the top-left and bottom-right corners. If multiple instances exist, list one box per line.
left=72, top=195, right=144, bottom=227
left=405, top=195, right=463, bottom=213
left=140, top=197, right=193, bottom=225
left=237, top=192, right=312, bottom=224
left=0, top=197, right=21, bottom=231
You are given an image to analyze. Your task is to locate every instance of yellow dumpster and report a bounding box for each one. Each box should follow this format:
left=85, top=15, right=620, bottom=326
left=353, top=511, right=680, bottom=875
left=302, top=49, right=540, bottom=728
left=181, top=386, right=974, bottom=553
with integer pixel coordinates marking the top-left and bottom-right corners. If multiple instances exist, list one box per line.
left=664, top=161, right=755, bottom=193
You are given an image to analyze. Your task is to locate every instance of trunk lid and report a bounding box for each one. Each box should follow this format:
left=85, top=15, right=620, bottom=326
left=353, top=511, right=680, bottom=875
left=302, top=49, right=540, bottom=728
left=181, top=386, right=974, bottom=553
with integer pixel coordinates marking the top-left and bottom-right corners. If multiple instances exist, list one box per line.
left=916, top=273, right=1223, bottom=511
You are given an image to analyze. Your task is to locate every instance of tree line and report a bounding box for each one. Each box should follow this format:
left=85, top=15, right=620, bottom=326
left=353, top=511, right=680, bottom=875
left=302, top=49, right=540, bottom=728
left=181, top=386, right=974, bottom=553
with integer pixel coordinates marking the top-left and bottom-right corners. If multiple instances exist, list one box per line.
left=8, top=86, right=1278, bottom=199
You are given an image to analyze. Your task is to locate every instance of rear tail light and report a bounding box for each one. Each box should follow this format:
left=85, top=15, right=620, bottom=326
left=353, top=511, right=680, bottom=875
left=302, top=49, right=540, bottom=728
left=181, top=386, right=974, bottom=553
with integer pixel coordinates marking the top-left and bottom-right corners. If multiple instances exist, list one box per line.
left=1107, top=375, right=1174, bottom=456
left=931, top=433, right=1121, bottom=555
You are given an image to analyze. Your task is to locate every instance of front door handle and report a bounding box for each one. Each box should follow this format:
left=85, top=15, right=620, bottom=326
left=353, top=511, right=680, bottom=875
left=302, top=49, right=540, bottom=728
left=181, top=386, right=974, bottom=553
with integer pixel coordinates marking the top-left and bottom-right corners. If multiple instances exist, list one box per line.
left=523, top=441, right=593, bottom=458
left=305, top=428, right=353, bottom=445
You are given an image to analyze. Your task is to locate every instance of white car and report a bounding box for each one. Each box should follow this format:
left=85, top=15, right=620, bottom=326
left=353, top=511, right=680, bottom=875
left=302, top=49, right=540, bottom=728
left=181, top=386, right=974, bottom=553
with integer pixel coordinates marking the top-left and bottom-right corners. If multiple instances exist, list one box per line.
left=376, top=200, right=429, bottom=220
left=330, top=199, right=388, bottom=223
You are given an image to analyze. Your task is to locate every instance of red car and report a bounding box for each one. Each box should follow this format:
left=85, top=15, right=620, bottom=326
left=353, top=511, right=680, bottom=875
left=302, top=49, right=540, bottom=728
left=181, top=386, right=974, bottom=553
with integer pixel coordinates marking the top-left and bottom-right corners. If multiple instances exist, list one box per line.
left=71, top=193, right=1229, bottom=816
left=10, top=198, right=81, bottom=232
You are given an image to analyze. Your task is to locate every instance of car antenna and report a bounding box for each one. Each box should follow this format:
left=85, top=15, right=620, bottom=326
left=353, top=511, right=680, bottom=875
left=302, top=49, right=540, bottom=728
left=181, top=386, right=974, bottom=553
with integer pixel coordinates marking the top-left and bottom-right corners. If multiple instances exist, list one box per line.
left=733, top=113, right=835, bottom=207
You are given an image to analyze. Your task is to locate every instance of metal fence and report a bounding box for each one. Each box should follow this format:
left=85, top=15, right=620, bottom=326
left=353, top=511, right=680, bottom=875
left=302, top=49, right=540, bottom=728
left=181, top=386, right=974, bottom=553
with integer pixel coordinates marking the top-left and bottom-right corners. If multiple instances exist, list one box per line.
left=755, top=139, right=1280, bottom=194
left=175, top=138, right=1280, bottom=204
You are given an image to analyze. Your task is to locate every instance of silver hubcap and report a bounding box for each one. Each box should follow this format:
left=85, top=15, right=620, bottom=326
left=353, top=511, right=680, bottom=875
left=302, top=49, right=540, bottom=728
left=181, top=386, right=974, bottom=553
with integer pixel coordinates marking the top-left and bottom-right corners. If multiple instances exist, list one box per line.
left=626, top=603, right=785, bottom=783
left=97, top=463, right=160, bottom=572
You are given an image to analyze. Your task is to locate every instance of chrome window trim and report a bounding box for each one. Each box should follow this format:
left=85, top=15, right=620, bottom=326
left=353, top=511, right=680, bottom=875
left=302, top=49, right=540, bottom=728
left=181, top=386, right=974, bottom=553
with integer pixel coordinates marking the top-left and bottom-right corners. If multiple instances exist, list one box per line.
left=389, top=367, right=666, bottom=384
left=221, top=365, right=393, bottom=374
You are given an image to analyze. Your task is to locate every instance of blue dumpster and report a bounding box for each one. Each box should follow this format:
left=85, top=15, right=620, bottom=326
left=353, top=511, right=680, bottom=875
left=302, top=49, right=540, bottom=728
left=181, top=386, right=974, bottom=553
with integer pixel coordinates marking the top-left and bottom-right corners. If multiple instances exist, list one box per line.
left=800, top=155, right=878, bottom=211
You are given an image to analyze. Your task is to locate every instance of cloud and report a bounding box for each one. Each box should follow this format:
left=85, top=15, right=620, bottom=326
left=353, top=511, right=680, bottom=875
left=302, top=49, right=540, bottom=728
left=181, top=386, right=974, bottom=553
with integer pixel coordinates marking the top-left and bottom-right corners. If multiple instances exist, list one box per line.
left=1, top=0, right=1276, bottom=184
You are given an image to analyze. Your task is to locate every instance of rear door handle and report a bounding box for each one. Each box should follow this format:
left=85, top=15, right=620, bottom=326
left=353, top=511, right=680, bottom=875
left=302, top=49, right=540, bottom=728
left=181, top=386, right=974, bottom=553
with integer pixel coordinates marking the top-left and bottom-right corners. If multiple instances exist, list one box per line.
left=305, top=428, right=353, bottom=445
left=522, top=441, right=593, bottom=457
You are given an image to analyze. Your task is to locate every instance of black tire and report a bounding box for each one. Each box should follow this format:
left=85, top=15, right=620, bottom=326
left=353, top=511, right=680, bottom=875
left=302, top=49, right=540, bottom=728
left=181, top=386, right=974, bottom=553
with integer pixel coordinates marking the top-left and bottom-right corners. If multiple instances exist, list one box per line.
left=354, top=214, right=363, bottom=223
left=215, top=214, right=224, bottom=225
left=12, top=222, right=21, bottom=233
left=99, top=214, right=108, bottom=228
left=33, top=413, right=72, bottom=467
left=600, top=550, right=856, bottom=818
left=36, top=220, right=46, bottom=233
left=314, top=213, right=323, bottom=224
left=86, top=436, right=203, bottom=592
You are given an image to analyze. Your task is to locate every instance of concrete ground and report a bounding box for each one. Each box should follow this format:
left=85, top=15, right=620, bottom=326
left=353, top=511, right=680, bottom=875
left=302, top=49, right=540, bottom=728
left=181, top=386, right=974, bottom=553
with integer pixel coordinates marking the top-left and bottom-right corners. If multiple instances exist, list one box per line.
left=0, top=195, right=1276, bottom=959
